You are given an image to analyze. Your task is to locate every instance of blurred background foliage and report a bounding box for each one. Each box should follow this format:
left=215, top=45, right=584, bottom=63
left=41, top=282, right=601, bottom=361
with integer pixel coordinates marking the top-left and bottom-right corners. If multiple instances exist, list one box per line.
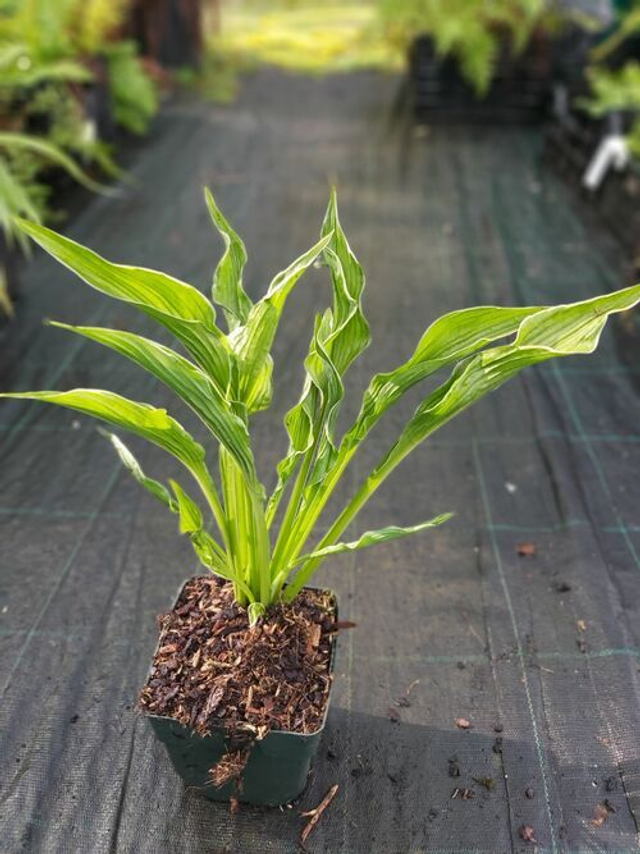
left=0, top=0, right=158, bottom=253
left=1, top=0, right=638, bottom=317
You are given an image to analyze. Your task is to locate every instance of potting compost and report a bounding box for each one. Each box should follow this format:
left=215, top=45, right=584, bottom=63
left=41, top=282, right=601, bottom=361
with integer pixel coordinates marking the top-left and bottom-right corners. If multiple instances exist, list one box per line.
left=1, top=71, right=639, bottom=853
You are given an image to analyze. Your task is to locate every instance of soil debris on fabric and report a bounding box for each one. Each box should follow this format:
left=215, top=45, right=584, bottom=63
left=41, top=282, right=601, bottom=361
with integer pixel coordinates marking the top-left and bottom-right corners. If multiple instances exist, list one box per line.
left=139, top=576, right=337, bottom=737
left=516, top=542, right=537, bottom=557
left=451, top=787, right=475, bottom=800
left=395, top=678, right=420, bottom=708
left=519, top=824, right=537, bottom=843
left=592, top=800, right=616, bottom=827
left=448, top=756, right=461, bottom=778
left=554, top=580, right=572, bottom=593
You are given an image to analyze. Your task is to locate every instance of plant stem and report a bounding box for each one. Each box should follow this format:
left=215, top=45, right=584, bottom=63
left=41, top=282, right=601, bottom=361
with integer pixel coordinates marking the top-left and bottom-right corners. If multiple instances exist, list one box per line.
left=282, top=448, right=402, bottom=601
left=272, top=395, right=328, bottom=573
left=271, top=442, right=314, bottom=572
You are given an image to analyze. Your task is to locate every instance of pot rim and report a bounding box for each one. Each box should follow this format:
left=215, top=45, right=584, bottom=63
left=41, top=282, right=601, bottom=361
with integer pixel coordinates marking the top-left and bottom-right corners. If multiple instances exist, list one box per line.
left=141, top=576, right=339, bottom=740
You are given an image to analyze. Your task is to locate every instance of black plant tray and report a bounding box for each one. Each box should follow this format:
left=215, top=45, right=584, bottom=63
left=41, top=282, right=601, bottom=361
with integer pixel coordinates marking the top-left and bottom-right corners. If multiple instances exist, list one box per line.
left=408, top=33, right=553, bottom=125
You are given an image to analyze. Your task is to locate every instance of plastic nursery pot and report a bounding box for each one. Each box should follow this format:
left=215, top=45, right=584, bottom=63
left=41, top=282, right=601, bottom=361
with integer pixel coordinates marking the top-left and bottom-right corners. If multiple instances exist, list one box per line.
left=143, top=580, right=338, bottom=806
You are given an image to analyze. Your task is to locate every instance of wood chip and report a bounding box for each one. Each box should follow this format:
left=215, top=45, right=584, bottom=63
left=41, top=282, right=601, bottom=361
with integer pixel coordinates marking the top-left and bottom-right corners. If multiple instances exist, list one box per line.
left=396, top=678, right=420, bottom=708
left=519, top=825, right=537, bottom=842
left=592, top=800, right=615, bottom=827
left=300, top=784, right=339, bottom=845
left=335, top=620, right=357, bottom=630
left=516, top=542, right=537, bottom=557
left=451, top=787, right=474, bottom=800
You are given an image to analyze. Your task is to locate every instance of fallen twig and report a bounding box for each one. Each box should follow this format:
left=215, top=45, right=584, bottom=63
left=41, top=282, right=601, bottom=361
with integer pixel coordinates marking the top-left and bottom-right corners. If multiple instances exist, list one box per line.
left=300, top=784, right=339, bottom=845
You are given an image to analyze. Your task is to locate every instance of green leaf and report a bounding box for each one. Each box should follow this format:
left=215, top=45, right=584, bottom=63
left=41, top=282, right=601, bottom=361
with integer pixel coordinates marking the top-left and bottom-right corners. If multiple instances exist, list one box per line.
left=320, top=187, right=370, bottom=376
left=103, top=428, right=229, bottom=572
left=289, top=513, right=453, bottom=566
left=268, top=190, right=370, bottom=525
left=0, top=132, right=110, bottom=195
left=375, top=284, right=640, bottom=477
left=247, top=601, right=266, bottom=626
left=170, top=479, right=204, bottom=534
left=0, top=158, right=41, bottom=250
left=228, top=232, right=333, bottom=413
left=102, top=430, right=175, bottom=509
left=51, top=322, right=259, bottom=488
left=281, top=283, right=640, bottom=603
left=191, top=528, right=255, bottom=602
left=205, top=187, right=252, bottom=331
left=0, top=389, right=206, bottom=472
left=276, top=301, right=537, bottom=564
left=15, top=219, right=232, bottom=387
left=345, top=304, right=542, bottom=447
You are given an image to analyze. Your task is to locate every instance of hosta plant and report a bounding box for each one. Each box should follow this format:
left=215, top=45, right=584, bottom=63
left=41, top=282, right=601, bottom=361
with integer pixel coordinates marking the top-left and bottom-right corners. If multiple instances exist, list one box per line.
left=4, top=190, right=640, bottom=622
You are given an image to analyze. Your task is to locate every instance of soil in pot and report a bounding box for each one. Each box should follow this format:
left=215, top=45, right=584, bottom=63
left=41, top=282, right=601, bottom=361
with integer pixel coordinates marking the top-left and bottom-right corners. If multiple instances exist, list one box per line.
left=139, top=576, right=338, bottom=803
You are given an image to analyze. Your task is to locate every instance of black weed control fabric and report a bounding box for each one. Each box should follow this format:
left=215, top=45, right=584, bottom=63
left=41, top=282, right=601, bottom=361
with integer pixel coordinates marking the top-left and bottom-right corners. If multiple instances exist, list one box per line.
left=1, top=71, right=640, bottom=854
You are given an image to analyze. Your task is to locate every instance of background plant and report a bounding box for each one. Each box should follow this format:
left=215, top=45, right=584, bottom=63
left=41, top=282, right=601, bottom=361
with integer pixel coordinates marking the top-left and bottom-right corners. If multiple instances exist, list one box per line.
left=378, top=0, right=560, bottom=95
left=3, top=191, right=639, bottom=621
left=0, top=43, right=112, bottom=253
left=104, top=41, right=158, bottom=135
left=0, top=0, right=159, bottom=137
left=582, top=7, right=640, bottom=160
left=582, top=62, right=640, bottom=157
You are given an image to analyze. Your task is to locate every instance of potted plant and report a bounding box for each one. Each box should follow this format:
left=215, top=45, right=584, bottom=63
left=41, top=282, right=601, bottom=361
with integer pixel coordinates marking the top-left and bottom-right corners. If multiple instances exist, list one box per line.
left=3, top=190, right=639, bottom=804
left=379, top=0, right=570, bottom=122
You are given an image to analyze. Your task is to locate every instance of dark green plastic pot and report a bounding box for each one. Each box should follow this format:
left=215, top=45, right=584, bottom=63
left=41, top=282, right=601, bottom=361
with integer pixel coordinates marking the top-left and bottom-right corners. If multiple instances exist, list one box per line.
left=143, top=581, right=338, bottom=806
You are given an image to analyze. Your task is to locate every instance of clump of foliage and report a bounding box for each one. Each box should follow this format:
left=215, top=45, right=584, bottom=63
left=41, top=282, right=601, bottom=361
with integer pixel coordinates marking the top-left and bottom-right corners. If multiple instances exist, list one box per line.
left=0, top=126, right=106, bottom=318
left=104, top=42, right=158, bottom=135
left=0, top=0, right=158, bottom=136
left=0, top=0, right=154, bottom=269
left=582, top=8, right=640, bottom=159
left=378, top=0, right=559, bottom=95
left=583, top=62, right=640, bottom=157
left=0, top=131, right=105, bottom=246
left=0, top=42, right=110, bottom=254
left=0, top=0, right=127, bottom=61
left=3, top=191, right=639, bottom=620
